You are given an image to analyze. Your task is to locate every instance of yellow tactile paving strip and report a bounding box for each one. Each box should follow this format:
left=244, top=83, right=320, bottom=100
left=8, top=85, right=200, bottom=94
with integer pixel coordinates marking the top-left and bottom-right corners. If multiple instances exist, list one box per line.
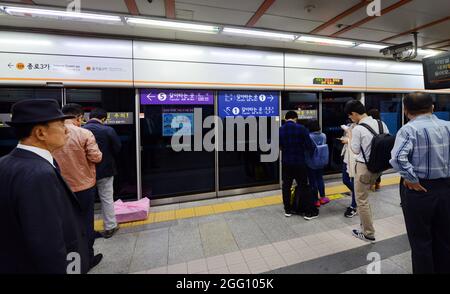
left=94, top=176, right=401, bottom=231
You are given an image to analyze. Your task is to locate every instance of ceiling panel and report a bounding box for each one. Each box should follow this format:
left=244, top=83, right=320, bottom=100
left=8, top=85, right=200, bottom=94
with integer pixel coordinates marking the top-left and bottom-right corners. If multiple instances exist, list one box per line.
left=177, top=0, right=263, bottom=12
left=402, top=0, right=450, bottom=17
left=174, top=2, right=254, bottom=26
left=359, top=8, right=439, bottom=34
left=135, top=0, right=166, bottom=17
left=265, top=0, right=362, bottom=23
left=33, top=0, right=130, bottom=13
left=256, top=14, right=321, bottom=33
left=338, top=27, right=398, bottom=42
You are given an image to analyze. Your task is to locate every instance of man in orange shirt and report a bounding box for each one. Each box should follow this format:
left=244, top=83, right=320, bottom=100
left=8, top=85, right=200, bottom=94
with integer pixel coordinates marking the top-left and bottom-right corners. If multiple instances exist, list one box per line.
left=53, top=104, right=103, bottom=270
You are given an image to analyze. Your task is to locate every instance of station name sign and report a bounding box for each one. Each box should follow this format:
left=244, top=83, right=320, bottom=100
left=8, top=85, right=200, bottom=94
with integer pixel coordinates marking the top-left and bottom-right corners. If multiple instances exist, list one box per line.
left=423, top=51, right=450, bottom=90
left=313, top=78, right=343, bottom=86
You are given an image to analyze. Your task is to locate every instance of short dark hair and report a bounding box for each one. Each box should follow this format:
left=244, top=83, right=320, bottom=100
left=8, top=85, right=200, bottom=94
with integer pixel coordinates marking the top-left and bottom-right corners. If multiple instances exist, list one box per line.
left=89, top=108, right=108, bottom=120
left=404, top=92, right=433, bottom=115
left=344, top=100, right=366, bottom=115
left=307, top=119, right=321, bottom=132
left=367, top=108, right=380, bottom=119
left=62, top=103, right=84, bottom=117
left=285, top=111, right=298, bottom=120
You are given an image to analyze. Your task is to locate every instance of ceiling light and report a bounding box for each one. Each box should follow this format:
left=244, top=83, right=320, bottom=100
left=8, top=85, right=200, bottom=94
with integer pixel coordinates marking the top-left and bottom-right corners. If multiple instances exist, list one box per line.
left=297, top=36, right=356, bottom=47
left=356, top=43, right=388, bottom=50
left=417, top=49, right=441, bottom=57
left=0, top=5, right=122, bottom=23
left=126, top=17, right=219, bottom=33
left=222, top=27, right=297, bottom=41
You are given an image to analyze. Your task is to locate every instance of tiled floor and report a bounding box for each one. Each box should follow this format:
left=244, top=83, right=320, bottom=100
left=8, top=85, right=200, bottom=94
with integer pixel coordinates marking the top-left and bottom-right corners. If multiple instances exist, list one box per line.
left=91, top=181, right=411, bottom=274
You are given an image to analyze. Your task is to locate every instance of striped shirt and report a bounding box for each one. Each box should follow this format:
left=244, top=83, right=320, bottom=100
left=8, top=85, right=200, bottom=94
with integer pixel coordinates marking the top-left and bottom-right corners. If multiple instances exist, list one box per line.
left=390, top=114, right=450, bottom=183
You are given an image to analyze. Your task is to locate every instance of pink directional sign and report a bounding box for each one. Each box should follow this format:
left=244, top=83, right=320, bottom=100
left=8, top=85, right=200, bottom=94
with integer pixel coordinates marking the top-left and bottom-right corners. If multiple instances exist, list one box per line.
left=140, top=89, right=214, bottom=105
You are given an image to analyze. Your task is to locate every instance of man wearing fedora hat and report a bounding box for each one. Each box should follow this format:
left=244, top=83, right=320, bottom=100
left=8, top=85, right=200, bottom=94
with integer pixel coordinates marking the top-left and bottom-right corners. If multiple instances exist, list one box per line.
left=0, top=99, right=90, bottom=274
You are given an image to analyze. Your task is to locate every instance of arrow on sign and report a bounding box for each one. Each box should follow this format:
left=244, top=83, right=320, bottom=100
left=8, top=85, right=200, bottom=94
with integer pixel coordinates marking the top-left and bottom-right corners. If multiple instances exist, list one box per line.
left=146, top=94, right=153, bottom=101
left=8, top=63, right=13, bottom=68
left=269, top=95, right=274, bottom=102
left=224, top=107, right=231, bottom=115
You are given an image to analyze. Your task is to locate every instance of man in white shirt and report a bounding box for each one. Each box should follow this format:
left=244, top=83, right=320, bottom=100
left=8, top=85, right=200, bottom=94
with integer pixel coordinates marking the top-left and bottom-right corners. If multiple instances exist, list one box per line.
left=343, top=100, right=389, bottom=242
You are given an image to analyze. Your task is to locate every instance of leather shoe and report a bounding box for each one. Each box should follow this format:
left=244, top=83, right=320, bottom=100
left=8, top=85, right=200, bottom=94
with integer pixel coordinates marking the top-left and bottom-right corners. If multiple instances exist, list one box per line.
left=90, top=253, right=103, bottom=269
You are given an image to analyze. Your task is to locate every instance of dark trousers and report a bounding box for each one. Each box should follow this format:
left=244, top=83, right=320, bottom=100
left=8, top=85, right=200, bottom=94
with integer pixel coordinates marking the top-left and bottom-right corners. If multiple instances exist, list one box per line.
left=308, top=168, right=325, bottom=198
left=75, top=186, right=97, bottom=263
left=282, top=164, right=308, bottom=213
left=342, top=163, right=356, bottom=208
left=400, top=178, right=450, bottom=274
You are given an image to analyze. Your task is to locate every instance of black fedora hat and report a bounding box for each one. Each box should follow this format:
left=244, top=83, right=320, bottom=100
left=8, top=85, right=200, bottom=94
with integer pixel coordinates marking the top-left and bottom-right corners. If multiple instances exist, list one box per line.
left=7, top=99, right=74, bottom=127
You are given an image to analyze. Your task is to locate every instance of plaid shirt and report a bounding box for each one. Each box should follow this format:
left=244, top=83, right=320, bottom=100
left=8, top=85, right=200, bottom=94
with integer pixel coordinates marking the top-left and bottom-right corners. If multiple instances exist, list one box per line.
left=279, top=121, right=315, bottom=166
left=390, top=114, right=450, bottom=183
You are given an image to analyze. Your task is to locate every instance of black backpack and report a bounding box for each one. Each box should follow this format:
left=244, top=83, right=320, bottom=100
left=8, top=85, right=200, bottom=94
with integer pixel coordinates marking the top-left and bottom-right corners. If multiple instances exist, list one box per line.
left=359, top=120, right=396, bottom=173
left=290, top=184, right=318, bottom=215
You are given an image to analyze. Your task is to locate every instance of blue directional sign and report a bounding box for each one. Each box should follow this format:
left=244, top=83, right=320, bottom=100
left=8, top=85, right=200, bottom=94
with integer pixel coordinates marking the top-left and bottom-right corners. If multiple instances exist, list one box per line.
left=218, top=91, right=279, bottom=118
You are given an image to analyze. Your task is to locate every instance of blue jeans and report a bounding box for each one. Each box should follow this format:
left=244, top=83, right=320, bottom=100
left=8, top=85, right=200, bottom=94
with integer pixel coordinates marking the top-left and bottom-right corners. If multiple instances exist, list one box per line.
left=342, top=163, right=356, bottom=208
left=308, top=168, right=325, bottom=198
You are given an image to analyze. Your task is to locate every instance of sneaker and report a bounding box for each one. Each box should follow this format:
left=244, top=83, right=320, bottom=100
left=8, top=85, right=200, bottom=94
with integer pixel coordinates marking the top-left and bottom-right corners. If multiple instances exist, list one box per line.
left=90, top=253, right=103, bottom=270
left=314, top=200, right=321, bottom=208
left=102, top=226, right=120, bottom=239
left=304, top=211, right=319, bottom=220
left=344, top=207, right=357, bottom=218
left=320, top=197, right=330, bottom=205
left=352, top=229, right=376, bottom=243
left=284, top=212, right=292, bottom=217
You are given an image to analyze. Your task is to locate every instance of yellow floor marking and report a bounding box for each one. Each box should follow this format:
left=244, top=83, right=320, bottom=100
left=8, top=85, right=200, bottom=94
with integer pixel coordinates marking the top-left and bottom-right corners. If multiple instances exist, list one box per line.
left=212, top=203, right=233, bottom=214
left=93, top=176, right=401, bottom=230
left=194, top=205, right=215, bottom=217
left=229, top=200, right=250, bottom=210
left=175, top=208, right=195, bottom=219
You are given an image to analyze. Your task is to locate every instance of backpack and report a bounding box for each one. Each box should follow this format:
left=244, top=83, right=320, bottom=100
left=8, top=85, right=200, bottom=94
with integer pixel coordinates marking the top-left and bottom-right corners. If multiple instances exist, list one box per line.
left=359, top=120, right=396, bottom=173
left=305, top=133, right=329, bottom=170
left=290, top=184, right=318, bottom=215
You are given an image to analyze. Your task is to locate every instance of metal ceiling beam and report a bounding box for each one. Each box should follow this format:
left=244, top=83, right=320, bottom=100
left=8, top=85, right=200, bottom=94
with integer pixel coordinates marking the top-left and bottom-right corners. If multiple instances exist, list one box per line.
left=330, top=0, right=412, bottom=37
left=423, top=38, right=450, bottom=48
left=124, top=0, right=140, bottom=15
left=436, top=44, right=450, bottom=49
left=380, top=16, right=450, bottom=42
left=165, top=0, right=176, bottom=19
left=246, top=0, right=276, bottom=27
left=21, top=0, right=35, bottom=4
left=309, top=0, right=370, bottom=34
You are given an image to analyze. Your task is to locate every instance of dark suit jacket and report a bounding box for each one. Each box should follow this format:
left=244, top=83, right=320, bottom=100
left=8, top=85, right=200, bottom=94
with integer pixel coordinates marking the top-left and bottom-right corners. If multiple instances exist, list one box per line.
left=84, top=120, right=122, bottom=179
left=0, top=148, right=90, bottom=274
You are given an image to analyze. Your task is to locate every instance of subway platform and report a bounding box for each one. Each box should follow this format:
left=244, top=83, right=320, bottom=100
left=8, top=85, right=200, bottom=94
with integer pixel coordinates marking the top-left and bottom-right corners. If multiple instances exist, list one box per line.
left=91, top=173, right=411, bottom=274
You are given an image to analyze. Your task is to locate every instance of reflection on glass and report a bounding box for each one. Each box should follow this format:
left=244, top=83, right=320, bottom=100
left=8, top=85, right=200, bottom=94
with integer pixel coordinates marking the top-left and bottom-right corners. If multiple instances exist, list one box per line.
left=432, top=94, right=450, bottom=121
left=365, top=93, right=403, bottom=134
left=0, top=88, right=62, bottom=158
left=218, top=117, right=279, bottom=190
left=281, top=92, right=319, bottom=125
left=140, top=104, right=215, bottom=199
left=322, top=92, right=358, bottom=174
left=66, top=88, right=137, bottom=200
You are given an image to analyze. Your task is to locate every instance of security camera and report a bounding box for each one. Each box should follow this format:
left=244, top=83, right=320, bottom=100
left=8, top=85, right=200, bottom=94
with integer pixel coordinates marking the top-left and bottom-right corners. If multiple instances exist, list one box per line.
left=379, top=42, right=414, bottom=56
left=379, top=32, right=418, bottom=62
